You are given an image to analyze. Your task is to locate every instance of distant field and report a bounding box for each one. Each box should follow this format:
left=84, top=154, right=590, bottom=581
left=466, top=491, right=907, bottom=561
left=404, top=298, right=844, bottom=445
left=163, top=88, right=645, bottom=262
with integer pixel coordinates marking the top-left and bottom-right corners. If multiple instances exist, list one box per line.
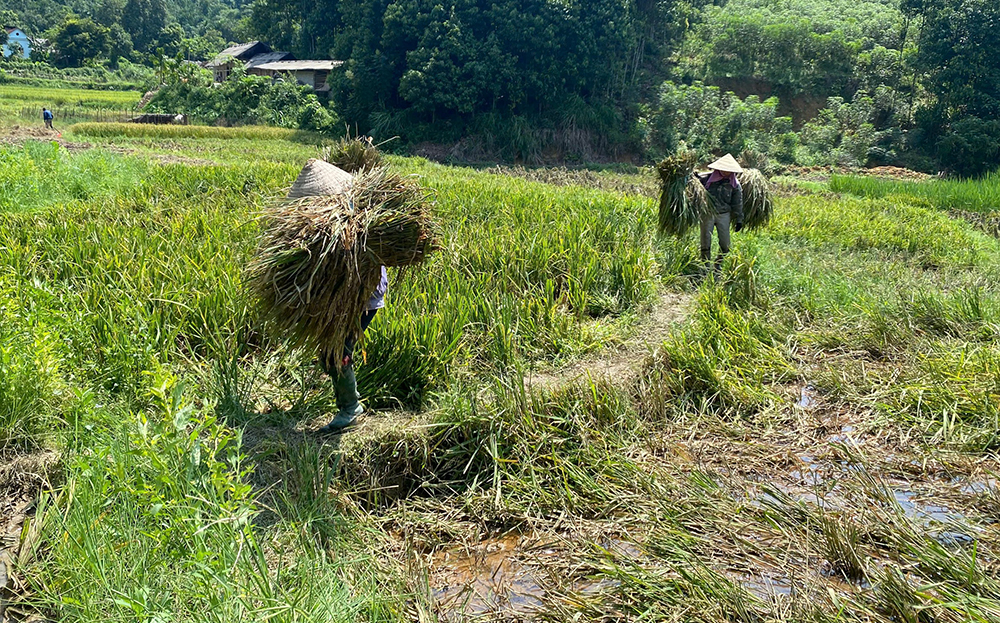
left=0, top=84, right=141, bottom=125
left=70, top=121, right=329, bottom=143
left=2, top=87, right=999, bottom=622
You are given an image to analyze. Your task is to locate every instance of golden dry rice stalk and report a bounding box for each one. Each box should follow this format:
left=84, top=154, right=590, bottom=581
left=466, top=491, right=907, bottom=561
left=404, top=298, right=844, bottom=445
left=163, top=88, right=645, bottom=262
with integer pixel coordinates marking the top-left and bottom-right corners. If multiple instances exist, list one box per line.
left=657, top=150, right=710, bottom=237
left=323, top=135, right=384, bottom=174
left=247, top=167, right=437, bottom=367
left=740, top=168, right=773, bottom=230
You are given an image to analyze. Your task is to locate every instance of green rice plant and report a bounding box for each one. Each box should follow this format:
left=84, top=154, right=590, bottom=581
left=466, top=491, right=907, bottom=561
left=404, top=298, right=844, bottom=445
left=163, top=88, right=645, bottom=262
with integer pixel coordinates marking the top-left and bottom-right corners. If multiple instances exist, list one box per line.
left=638, top=285, right=792, bottom=418
left=23, top=374, right=396, bottom=622
left=878, top=344, right=1000, bottom=448
left=818, top=513, right=867, bottom=582
left=870, top=565, right=934, bottom=623
left=0, top=312, right=64, bottom=450
left=0, top=142, right=149, bottom=212
left=831, top=172, right=1000, bottom=213
left=770, top=193, right=999, bottom=269
left=0, top=85, right=140, bottom=106
left=68, top=122, right=330, bottom=144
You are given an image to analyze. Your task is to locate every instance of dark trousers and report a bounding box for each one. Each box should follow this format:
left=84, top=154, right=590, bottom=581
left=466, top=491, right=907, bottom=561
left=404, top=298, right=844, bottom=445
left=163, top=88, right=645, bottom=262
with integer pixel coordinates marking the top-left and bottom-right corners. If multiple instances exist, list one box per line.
left=323, top=309, right=378, bottom=414
left=44, top=119, right=53, bottom=129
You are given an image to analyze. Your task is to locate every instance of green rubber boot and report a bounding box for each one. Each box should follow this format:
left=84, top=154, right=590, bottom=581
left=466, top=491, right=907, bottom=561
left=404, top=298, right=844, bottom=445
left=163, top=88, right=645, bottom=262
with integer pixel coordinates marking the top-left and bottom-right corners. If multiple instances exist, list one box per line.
left=318, top=363, right=364, bottom=434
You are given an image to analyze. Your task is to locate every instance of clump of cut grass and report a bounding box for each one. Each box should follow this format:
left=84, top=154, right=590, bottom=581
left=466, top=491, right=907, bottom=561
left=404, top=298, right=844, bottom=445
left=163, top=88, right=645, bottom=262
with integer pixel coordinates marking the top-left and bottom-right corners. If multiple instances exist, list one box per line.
left=740, top=168, right=774, bottom=230
left=738, top=148, right=772, bottom=175
left=247, top=166, right=438, bottom=368
left=819, top=513, right=867, bottom=582
left=656, top=150, right=709, bottom=237
left=323, top=135, right=384, bottom=174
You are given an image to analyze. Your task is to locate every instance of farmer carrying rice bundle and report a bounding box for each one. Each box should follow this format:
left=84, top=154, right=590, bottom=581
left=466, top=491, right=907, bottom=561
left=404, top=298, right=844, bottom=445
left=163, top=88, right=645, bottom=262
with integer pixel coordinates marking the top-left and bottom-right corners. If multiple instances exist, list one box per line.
left=248, top=142, right=438, bottom=434
left=699, top=153, right=744, bottom=273
left=656, top=150, right=773, bottom=276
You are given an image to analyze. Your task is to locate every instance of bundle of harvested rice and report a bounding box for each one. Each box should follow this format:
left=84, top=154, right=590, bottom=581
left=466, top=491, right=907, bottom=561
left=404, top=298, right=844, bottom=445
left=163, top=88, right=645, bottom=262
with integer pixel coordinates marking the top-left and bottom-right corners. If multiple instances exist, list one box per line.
left=657, top=150, right=710, bottom=236
left=248, top=167, right=437, bottom=366
left=740, top=167, right=773, bottom=230
left=323, top=135, right=384, bottom=174
left=738, top=148, right=772, bottom=175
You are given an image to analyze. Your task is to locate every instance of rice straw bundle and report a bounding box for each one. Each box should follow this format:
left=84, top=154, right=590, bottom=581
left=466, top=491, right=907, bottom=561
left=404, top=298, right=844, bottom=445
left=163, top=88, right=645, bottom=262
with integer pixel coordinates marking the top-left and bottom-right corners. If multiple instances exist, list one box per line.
left=738, top=148, right=772, bottom=175
left=657, top=150, right=710, bottom=236
left=248, top=167, right=438, bottom=367
left=323, top=135, right=384, bottom=174
left=740, top=168, right=774, bottom=230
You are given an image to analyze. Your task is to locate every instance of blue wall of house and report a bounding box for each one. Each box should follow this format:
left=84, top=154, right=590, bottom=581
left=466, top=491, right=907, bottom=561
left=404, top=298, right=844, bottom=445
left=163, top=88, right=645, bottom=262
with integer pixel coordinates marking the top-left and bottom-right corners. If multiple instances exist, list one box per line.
left=2, top=29, right=32, bottom=59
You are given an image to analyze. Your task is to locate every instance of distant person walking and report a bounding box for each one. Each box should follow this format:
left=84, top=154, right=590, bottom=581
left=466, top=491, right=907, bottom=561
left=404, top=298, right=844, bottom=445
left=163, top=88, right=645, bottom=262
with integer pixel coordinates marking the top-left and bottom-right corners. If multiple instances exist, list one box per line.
left=42, top=108, right=54, bottom=130
left=699, top=153, right=744, bottom=274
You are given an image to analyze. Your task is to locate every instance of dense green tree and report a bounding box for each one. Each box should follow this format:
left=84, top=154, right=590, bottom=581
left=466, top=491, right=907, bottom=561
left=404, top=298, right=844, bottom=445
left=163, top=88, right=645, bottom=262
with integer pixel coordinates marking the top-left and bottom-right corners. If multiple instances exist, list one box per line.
left=156, top=22, right=184, bottom=55
left=905, top=0, right=1000, bottom=175
left=911, top=0, right=1000, bottom=120
left=93, top=0, right=126, bottom=27
left=121, top=0, right=167, bottom=52
left=51, top=15, right=111, bottom=66
left=106, top=21, right=132, bottom=64
left=181, top=27, right=225, bottom=60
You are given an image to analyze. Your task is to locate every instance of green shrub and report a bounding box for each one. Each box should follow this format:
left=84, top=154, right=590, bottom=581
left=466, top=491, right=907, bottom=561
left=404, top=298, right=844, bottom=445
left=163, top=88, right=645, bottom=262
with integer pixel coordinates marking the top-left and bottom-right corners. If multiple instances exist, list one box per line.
left=643, top=81, right=794, bottom=162
left=936, top=117, right=1000, bottom=178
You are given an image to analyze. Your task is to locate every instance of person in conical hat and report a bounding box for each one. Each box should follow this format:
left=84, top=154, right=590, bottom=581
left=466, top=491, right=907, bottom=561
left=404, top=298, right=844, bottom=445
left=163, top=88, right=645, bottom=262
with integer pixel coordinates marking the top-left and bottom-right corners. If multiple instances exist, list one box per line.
left=699, top=153, right=744, bottom=274
left=286, top=159, right=388, bottom=434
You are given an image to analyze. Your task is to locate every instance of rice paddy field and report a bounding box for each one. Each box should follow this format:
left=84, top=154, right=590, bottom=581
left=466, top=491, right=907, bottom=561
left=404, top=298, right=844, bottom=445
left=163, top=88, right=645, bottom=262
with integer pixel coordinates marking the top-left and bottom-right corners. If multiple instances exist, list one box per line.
left=0, top=85, right=142, bottom=126
left=1, top=86, right=1000, bottom=622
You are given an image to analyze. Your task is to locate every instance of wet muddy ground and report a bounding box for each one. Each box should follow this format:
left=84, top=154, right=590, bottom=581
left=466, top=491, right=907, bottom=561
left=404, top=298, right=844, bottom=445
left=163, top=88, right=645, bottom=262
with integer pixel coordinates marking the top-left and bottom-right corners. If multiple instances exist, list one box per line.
left=375, top=377, right=999, bottom=620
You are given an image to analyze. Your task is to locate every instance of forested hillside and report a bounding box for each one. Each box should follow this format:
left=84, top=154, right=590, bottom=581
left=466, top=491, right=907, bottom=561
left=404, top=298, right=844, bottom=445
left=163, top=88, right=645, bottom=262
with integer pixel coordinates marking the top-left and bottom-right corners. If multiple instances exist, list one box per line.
left=2, top=0, right=998, bottom=175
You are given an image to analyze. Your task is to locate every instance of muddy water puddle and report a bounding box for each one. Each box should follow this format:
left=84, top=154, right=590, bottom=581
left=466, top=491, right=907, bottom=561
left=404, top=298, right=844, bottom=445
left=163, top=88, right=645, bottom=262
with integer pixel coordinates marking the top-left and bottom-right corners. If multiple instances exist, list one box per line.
left=428, top=533, right=640, bottom=619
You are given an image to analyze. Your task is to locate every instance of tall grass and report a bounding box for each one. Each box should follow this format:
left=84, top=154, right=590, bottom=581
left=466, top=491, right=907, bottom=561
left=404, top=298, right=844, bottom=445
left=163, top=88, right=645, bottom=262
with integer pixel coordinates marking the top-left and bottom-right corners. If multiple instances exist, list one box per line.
left=831, top=172, right=1000, bottom=213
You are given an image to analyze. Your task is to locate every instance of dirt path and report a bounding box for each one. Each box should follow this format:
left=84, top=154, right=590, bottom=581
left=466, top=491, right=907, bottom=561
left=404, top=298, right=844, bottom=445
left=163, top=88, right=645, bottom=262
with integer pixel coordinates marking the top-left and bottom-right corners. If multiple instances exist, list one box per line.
left=525, top=291, right=693, bottom=391
left=0, top=126, right=90, bottom=151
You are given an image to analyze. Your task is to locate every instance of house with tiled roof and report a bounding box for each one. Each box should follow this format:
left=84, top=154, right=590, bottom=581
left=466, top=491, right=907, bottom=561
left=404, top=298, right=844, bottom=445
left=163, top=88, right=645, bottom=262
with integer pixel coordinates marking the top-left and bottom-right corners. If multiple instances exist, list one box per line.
left=206, top=41, right=295, bottom=83
left=207, top=41, right=342, bottom=92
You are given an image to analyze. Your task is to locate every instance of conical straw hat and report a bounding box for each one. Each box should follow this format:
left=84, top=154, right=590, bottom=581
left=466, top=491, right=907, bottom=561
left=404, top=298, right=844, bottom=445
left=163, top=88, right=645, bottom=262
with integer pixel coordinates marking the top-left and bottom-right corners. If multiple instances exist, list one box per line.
left=707, top=153, right=743, bottom=173
left=288, top=158, right=353, bottom=198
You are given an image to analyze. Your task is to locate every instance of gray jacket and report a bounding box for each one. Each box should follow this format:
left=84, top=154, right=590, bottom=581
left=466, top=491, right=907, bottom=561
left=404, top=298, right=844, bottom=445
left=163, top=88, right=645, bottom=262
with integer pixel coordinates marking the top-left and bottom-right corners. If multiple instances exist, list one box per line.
left=704, top=178, right=744, bottom=224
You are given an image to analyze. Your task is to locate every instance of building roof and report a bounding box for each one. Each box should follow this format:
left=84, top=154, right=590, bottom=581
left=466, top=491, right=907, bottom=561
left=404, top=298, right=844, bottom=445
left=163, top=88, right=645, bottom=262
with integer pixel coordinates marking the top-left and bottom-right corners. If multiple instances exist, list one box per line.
left=5, top=27, right=25, bottom=34
left=207, top=41, right=272, bottom=67
left=245, top=51, right=296, bottom=68
left=254, top=60, right=343, bottom=72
